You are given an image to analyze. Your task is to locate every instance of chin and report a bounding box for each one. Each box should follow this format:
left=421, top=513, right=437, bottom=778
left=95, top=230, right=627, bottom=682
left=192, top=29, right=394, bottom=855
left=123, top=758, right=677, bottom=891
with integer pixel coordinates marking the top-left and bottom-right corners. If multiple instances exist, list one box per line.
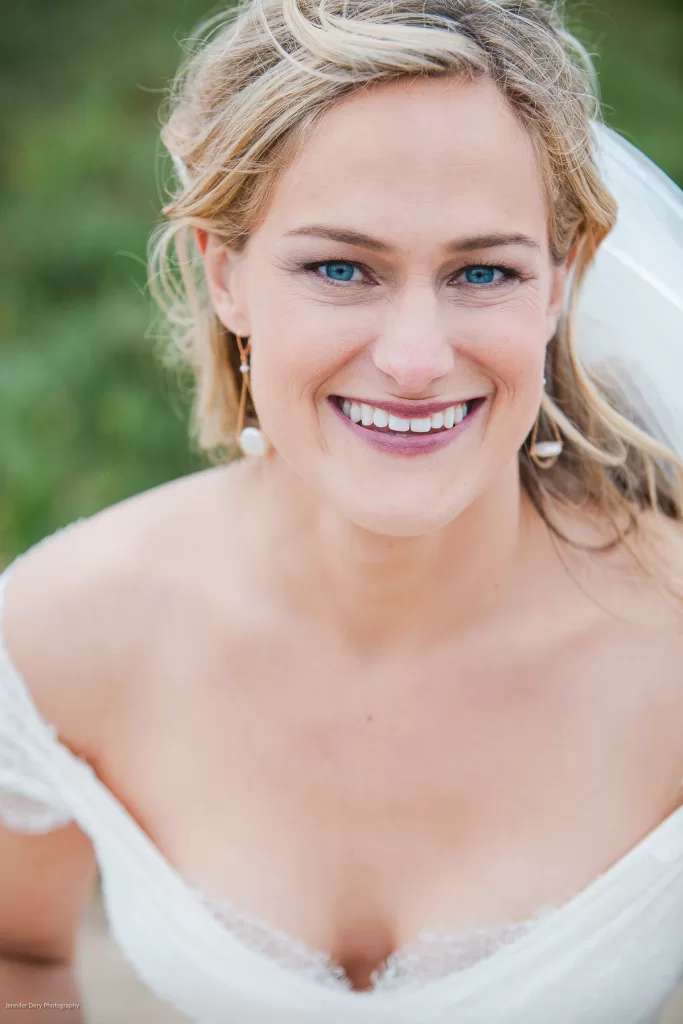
left=335, top=494, right=469, bottom=538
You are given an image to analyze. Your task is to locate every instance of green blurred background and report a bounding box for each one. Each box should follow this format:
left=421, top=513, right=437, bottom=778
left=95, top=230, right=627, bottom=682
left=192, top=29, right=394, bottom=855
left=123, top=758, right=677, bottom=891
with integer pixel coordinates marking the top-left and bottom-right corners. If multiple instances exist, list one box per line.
left=1, top=0, right=681, bottom=562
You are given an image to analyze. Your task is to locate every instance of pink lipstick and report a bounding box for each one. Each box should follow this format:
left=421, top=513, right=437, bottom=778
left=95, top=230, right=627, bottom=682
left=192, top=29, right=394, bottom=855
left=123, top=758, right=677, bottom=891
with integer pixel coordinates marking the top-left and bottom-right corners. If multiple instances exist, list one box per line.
left=328, top=395, right=486, bottom=456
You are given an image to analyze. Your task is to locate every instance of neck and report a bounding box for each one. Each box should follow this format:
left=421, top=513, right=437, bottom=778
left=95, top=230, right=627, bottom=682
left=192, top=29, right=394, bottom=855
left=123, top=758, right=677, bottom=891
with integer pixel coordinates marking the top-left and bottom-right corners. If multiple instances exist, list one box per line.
left=246, top=454, right=543, bottom=653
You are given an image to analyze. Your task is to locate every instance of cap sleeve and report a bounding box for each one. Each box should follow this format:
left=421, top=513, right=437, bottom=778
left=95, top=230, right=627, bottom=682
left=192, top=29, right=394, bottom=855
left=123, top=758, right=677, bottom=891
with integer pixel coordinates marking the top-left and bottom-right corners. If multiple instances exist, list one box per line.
left=0, top=557, right=75, bottom=834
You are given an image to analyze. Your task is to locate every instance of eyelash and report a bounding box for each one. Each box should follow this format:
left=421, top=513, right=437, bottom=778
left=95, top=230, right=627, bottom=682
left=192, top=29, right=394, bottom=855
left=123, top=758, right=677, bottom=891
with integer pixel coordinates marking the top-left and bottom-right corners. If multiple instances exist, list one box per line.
left=298, top=259, right=525, bottom=289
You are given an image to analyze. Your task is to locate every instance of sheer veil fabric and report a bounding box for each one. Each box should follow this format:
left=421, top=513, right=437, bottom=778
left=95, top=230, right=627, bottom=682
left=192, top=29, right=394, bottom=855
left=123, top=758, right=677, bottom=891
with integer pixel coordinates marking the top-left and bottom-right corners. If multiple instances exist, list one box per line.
left=577, top=124, right=683, bottom=461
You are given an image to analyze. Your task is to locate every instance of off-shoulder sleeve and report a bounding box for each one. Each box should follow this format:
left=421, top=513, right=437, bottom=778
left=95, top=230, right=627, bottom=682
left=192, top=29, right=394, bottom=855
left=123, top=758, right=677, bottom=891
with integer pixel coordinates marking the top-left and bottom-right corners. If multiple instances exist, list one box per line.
left=0, top=555, right=75, bottom=834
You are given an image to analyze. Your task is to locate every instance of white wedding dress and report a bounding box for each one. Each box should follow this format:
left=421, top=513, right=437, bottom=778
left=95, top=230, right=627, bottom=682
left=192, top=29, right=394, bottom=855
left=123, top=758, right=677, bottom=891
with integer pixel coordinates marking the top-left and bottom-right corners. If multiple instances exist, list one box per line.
left=2, top=521, right=683, bottom=1023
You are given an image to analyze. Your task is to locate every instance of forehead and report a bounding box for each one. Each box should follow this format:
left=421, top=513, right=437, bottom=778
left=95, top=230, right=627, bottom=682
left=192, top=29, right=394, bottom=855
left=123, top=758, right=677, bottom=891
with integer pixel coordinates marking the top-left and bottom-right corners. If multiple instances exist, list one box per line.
left=260, top=75, right=548, bottom=246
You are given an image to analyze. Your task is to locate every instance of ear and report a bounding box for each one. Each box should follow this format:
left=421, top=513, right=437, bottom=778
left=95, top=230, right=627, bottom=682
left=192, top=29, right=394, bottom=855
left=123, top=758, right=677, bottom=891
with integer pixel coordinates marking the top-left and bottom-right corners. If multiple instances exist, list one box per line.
left=545, top=247, right=575, bottom=337
left=566, top=235, right=580, bottom=272
left=194, top=228, right=250, bottom=336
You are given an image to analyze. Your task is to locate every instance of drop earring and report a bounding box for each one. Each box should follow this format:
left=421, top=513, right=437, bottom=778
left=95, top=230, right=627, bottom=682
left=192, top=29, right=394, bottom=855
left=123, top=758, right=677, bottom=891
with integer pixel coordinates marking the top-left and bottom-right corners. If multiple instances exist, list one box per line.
left=235, top=335, right=268, bottom=458
left=529, top=376, right=564, bottom=468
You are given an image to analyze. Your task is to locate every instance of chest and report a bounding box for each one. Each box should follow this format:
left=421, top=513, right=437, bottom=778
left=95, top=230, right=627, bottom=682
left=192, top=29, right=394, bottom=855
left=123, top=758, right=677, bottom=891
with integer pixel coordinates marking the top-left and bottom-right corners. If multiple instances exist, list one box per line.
left=91, top=620, right=683, bottom=990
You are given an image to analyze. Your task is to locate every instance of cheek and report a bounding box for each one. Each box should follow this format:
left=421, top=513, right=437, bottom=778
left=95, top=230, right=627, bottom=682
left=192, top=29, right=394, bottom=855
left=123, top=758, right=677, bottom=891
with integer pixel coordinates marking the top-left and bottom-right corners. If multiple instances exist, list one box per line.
left=243, top=276, right=307, bottom=393
left=247, top=276, right=370, bottom=410
left=245, top=292, right=343, bottom=436
left=457, top=298, right=547, bottom=442
left=460, top=294, right=548, bottom=386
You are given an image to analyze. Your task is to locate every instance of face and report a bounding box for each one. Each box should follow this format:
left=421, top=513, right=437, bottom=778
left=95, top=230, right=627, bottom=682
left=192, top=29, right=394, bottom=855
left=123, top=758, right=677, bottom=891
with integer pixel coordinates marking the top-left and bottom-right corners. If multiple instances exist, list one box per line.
left=201, top=75, right=569, bottom=535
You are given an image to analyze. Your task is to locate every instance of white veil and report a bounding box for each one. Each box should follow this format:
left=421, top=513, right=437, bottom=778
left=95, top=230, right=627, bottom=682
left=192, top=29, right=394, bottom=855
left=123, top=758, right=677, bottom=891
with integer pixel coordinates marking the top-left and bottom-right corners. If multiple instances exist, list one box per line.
left=576, top=123, right=683, bottom=462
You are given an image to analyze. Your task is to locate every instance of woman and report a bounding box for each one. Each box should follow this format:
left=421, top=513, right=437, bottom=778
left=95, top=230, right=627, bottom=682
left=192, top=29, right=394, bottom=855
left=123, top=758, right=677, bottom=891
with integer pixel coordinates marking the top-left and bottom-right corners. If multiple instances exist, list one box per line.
left=1, top=0, right=683, bottom=1020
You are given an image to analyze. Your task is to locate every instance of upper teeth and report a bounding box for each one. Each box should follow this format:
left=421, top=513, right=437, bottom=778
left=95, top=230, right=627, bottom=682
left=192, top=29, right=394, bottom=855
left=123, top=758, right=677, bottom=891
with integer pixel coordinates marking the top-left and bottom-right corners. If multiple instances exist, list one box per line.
left=340, top=399, right=468, bottom=432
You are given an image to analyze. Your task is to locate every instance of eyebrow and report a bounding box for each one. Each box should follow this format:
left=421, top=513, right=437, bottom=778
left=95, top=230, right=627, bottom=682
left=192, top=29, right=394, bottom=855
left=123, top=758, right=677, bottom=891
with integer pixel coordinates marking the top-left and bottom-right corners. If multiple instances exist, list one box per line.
left=284, top=225, right=540, bottom=253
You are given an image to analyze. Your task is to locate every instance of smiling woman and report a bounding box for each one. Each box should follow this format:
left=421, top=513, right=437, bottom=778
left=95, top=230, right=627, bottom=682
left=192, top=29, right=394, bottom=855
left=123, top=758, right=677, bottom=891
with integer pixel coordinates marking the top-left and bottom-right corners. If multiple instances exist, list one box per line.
left=2, top=0, right=683, bottom=1021
left=151, top=0, right=682, bottom=556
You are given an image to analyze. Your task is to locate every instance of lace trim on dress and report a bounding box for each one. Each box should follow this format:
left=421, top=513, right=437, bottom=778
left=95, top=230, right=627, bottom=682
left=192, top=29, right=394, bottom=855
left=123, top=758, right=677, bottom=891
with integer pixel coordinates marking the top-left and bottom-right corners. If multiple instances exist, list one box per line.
left=190, top=886, right=355, bottom=989
left=190, top=884, right=559, bottom=991
left=369, top=907, right=559, bottom=989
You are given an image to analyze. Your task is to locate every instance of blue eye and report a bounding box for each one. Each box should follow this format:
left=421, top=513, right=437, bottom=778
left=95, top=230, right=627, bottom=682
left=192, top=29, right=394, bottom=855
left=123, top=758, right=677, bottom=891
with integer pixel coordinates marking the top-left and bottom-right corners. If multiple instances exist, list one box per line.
left=300, top=259, right=518, bottom=290
left=318, top=261, right=361, bottom=282
left=461, top=266, right=505, bottom=286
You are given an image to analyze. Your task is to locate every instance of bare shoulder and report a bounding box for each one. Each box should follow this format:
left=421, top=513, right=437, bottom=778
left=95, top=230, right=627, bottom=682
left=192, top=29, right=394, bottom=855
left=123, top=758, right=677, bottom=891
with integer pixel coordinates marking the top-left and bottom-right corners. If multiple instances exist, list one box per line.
left=641, top=507, right=683, bottom=572
left=549, top=499, right=683, bottom=630
left=2, top=462, right=245, bottom=754
left=623, top=509, right=683, bottom=630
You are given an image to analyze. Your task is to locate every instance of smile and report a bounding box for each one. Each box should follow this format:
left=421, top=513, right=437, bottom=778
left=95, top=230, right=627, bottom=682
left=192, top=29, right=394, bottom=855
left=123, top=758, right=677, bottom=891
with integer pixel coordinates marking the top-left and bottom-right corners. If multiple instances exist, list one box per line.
left=328, top=395, right=486, bottom=456
left=335, top=397, right=472, bottom=434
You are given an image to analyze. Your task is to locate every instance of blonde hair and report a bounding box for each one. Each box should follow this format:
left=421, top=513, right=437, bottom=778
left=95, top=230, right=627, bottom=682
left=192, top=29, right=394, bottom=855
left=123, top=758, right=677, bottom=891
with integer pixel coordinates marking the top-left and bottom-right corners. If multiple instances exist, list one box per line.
left=149, top=0, right=683, bottom=603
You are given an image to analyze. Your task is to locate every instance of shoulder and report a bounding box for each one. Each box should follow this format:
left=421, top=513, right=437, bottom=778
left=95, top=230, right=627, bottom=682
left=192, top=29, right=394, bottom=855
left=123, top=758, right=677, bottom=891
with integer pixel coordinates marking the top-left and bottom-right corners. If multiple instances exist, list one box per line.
left=549, top=499, right=683, bottom=628
left=622, top=510, right=683, bottom=630
left=1, top=463, right=244, bottom=756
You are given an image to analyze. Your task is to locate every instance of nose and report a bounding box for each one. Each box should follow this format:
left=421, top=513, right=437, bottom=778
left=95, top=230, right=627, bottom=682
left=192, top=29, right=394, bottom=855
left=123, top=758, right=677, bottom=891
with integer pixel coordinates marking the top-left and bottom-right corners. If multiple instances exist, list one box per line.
left=370, top=290, right=456, bottom=394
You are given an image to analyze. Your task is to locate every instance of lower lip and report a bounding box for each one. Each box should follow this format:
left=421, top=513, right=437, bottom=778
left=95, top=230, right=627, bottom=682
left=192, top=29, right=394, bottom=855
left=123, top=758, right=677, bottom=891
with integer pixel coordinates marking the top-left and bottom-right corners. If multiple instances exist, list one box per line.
left=328, top=397, right=485, bottom=456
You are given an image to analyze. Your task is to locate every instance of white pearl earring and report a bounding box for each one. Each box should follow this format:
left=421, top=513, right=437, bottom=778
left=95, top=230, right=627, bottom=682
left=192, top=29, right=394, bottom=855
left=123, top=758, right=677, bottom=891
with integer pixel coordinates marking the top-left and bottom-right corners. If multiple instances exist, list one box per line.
left=235, top=336, right=268, bottom=458
left=238, top=425, right=268, bottom=458
left=529, top=374, right=563, bottom=466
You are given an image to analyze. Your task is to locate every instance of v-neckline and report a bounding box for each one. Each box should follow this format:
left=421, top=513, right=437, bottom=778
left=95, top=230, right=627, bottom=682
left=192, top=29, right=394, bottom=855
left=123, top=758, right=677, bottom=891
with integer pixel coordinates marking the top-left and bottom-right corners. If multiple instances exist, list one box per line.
left=3, top=553, right=683, bottom=1006
left=186, top=878, right=562, bottom=992
left=47, top=727, right=683, bottom=1005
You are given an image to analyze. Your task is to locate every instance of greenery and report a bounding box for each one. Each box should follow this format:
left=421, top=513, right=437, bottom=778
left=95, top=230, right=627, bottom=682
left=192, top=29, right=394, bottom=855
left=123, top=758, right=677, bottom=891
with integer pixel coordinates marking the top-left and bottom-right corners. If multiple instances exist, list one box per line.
left=1, top=0, right=681, bottom=562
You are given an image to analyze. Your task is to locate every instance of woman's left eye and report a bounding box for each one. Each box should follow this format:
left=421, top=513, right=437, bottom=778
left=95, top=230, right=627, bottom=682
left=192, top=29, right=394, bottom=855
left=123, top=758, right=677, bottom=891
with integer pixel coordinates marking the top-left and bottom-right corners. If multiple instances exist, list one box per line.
left=457, top=265, right=509, bottom=286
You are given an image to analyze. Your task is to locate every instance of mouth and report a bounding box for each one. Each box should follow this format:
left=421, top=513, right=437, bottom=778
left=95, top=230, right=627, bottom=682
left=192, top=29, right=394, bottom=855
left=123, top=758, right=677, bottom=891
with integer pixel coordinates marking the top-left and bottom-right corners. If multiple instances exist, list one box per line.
left=329, top=395, right=486, bottom=435
left=327, top=394, right=487, bottom=456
